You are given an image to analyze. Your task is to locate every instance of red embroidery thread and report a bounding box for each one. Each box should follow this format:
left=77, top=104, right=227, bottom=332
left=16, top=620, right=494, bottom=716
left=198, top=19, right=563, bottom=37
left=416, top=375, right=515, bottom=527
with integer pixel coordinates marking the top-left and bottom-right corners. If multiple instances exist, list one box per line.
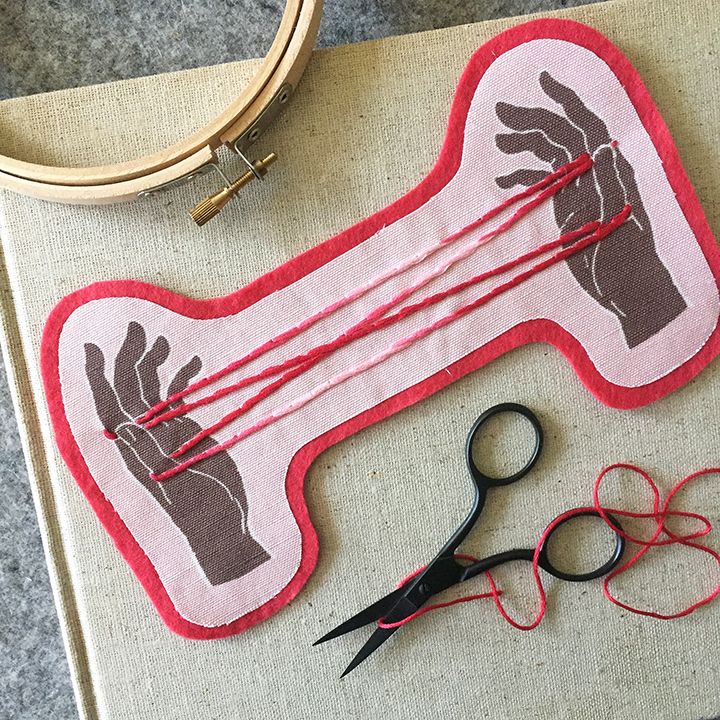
left=164, top=218, right=607, bottom=456
left=378, top=464, right=720, bottom=630
left=139, top=154, right=592, bottom=428
left=151, top=206, right=631, bottom=483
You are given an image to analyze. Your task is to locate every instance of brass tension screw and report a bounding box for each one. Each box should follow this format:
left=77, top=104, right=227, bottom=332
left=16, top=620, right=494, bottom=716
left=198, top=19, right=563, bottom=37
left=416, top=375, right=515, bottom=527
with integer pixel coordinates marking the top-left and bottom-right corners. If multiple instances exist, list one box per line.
left=190, top=153, right=278, bottom=226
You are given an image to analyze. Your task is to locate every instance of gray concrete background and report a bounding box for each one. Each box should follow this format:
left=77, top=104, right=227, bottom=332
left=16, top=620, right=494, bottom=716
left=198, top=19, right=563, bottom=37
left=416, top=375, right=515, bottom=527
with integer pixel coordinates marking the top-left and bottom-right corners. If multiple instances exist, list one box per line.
left=0, top=2, right=601, bottom=718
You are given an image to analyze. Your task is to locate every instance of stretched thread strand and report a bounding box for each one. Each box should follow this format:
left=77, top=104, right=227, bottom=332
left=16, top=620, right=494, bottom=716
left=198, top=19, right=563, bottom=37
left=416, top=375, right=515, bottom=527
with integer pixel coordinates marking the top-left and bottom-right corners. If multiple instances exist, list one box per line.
left=139, top=154, right=592, bottom=424
left=146, top=156, right=593, bottom=431
left=378, top=465, right=719, bottom=630
left=169, top=217, right=608, bottom=458
left=151, top=205, right=629, bottom=481
left=160, top=217, right=603, bottom=449
left=159, top=214, right=626, bottom=474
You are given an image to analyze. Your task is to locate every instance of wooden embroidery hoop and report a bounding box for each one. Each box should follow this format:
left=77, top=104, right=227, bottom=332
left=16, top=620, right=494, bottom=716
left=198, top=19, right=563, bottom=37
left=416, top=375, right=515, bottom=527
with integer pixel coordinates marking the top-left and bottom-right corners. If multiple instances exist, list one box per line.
left=0, top=0, right=322, bottom=223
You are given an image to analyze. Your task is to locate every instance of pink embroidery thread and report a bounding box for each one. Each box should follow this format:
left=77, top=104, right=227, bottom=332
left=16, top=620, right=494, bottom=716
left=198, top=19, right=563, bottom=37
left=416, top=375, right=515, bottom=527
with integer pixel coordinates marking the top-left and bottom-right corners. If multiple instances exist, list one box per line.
left=151, top=218, right=604, bottom=457
left=139, top=154, right=592, bottom=427
left=144, top=155, right=592, bottom=432
left=150, top=205, right=631, bottom=482
left=168, top=215, right=618, bottom=460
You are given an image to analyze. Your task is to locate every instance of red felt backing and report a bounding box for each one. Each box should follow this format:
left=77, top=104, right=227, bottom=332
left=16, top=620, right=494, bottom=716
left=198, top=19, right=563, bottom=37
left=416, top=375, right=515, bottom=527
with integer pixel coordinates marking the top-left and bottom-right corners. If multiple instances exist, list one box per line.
left=40, top=18, right=720, bottom=639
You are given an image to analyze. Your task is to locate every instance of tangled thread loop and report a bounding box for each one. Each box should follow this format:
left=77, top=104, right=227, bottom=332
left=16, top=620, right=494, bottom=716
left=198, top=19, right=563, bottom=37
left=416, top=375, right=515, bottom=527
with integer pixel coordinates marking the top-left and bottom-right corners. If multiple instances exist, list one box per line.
left=378, top=464, right=720, bottom=630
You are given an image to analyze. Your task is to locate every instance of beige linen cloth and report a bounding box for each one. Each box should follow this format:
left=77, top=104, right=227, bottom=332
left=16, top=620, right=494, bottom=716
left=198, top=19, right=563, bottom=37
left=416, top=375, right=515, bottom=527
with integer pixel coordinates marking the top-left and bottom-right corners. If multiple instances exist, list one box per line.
left=0, top=0, right=718, bottom=718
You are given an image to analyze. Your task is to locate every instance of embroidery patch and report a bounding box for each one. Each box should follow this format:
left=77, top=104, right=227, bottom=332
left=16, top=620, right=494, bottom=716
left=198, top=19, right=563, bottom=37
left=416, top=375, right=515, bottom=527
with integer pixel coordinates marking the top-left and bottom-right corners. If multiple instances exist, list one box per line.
left=41, top=19, right=720, bottom=638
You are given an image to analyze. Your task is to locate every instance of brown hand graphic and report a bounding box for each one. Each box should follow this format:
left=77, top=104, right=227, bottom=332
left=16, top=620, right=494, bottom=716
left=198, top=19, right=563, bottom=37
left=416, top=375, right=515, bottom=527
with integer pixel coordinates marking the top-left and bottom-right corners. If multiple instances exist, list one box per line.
left=495, top=71, right=686, bottom=348
left=84, top=321, right=269, bottom=585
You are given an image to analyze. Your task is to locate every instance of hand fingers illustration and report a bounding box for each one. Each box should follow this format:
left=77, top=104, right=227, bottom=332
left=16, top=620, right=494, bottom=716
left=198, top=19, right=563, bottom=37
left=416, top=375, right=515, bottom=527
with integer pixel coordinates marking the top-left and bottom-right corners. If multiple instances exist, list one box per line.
left=495, top=130, right=566, bottom=165
left=113, top=321, right=149, bottom=417
left=167, top=355, right=202, bottom=406
left=493, top=71, right=687, bottom=349
left=84, top=343, right=126, bottom=432
left=538, top=71, right=611, bottom=149
left=495, top=101, right=586, bottom=157
left=496, top=168, right=553, bottom=189
left=84, top=322, right=270, bottom=584
left=136, top=334, right=170, bottom=408
left=592, top=146, right=628, bottom=221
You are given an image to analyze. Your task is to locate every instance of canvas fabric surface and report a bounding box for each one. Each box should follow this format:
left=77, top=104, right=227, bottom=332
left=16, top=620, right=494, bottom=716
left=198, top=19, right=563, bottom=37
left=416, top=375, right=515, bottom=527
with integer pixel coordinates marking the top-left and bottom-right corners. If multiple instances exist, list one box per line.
left=0, top=0, right=719, bottom=718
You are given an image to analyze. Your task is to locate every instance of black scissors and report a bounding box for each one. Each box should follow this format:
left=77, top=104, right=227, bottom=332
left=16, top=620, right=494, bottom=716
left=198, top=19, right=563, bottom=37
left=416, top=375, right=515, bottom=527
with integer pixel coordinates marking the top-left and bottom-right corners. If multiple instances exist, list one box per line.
left=314, top=402, right=625, bottom=677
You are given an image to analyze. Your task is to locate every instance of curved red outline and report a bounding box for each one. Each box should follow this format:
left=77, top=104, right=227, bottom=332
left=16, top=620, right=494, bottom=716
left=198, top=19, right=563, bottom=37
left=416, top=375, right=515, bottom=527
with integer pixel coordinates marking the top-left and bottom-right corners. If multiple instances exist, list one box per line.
left=40, top=18, right=720, bottom=639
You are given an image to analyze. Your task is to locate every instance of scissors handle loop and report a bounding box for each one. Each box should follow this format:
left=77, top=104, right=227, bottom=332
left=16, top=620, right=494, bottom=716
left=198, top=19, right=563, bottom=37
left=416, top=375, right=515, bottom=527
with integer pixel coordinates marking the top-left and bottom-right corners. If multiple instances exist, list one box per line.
left=537, top=509, right=626, bottom=582
left=459, top=509, right=625, bottom=583
left=465, top=402, right=544, bottom=488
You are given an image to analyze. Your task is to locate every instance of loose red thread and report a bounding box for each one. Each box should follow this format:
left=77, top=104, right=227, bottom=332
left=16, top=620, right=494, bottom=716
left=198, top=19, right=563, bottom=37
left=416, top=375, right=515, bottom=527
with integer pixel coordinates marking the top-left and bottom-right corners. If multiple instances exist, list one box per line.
left=139, top=154, right=592, bottom=427
left=378, top=465, right=719, bottom=630
left=103, top=429, right=118, bottom=440
left=595, top=464, right=720, bottom=620
left=150, top=206, right=630, bottom=482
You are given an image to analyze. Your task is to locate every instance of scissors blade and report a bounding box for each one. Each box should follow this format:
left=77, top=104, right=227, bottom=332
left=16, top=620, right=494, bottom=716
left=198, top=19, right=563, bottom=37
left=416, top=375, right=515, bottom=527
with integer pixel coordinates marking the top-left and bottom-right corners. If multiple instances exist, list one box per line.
left=340, top=593, right=424, bottom=677
left=313, top=586, right=406, bottom=646
left=340, top=625, right=400, bottom=678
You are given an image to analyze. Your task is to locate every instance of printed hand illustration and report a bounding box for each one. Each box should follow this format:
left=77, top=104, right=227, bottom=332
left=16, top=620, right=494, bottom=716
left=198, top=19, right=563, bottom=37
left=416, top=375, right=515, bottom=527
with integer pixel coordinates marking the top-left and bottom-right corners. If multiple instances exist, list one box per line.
left=494, top=71, right=687, bottom=348
left=84, top=321, right=270, bottom=585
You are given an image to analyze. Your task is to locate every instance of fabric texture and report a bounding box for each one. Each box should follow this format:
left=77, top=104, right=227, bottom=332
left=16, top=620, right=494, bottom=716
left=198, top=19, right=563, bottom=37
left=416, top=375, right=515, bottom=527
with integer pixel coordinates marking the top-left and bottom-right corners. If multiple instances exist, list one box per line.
left=0, top=0, right=719, bottom=718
